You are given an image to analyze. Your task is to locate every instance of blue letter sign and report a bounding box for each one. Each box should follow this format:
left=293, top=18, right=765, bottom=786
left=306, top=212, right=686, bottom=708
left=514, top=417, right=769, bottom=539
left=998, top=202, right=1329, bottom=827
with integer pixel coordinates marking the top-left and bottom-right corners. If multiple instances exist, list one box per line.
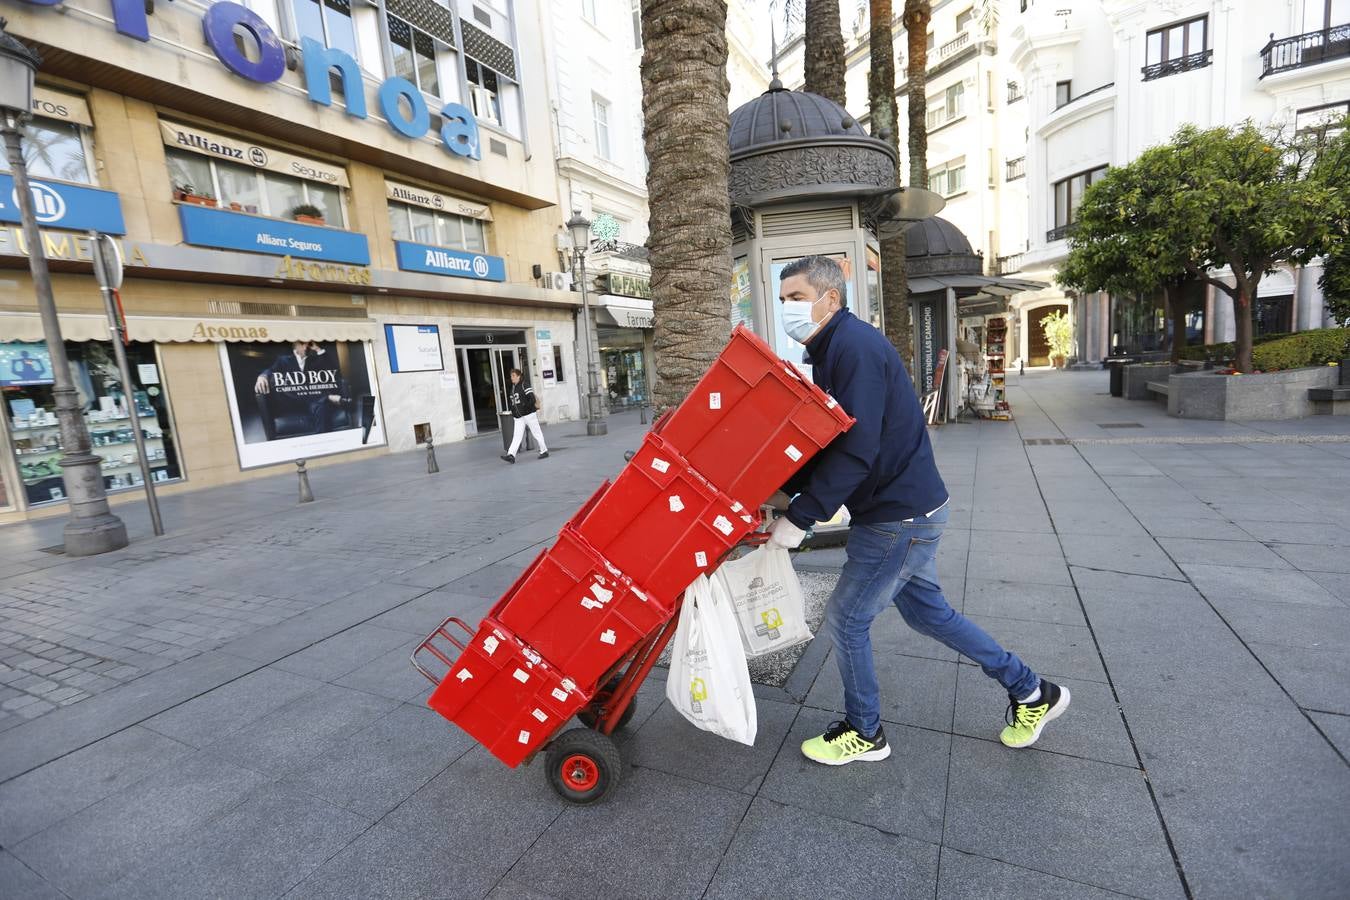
left=0, top=175, right=126, bottom=234
left=178, top=205, right=370, bottom=265
left=202, top=3, right=285, bottom=83
left=394, top=240, right=505, bottom=282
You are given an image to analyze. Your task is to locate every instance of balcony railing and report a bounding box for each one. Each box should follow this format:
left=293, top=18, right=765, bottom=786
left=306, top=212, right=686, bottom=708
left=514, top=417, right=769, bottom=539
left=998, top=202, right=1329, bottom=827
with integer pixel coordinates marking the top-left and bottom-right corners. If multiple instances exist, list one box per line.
left=1007, top=81, right=1024, bottom=103
left=993, top=253, right=1024, bottom=276
left=1005, top=156, right=1026, bottom=180
left=1142, top=48, right=1214, bottom=81
left=1261, top=24, right=1350, bottom=78
left=1046, top=223, right=1076, bottom=243
left=938, top=30, right=971, bottom=61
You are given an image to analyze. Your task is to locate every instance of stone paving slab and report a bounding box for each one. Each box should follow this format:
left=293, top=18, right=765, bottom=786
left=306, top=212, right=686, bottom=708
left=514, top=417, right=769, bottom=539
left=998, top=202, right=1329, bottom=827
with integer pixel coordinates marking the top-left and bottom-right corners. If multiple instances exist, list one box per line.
left=935, top=848, right=1136, bottom=900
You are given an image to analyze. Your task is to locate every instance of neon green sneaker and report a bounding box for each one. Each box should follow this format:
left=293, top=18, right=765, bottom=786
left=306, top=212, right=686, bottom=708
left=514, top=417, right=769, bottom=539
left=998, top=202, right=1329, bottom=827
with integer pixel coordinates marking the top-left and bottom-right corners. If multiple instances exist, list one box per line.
left=801, top=720, right=891, bottom=765
left=1000, top=681, right=1070, bottom=748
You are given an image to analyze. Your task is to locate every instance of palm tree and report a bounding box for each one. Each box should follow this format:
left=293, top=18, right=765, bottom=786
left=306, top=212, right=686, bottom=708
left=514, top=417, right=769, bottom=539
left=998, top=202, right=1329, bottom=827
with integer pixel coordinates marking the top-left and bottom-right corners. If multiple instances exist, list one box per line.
left=804, top=0, right=847, bottom=106
left=640, top=0, right=733, bottom=410
left=903, top=0, right=931, bottom=186
left=867, top=1, right=913, bottom=366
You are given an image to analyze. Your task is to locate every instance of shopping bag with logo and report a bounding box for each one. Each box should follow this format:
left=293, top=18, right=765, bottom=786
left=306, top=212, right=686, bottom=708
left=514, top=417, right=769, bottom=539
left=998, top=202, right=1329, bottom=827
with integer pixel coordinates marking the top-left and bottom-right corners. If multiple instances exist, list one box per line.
left=715, top=544, right=812, bottom=657
left=665, top=573, right=757, bottom=746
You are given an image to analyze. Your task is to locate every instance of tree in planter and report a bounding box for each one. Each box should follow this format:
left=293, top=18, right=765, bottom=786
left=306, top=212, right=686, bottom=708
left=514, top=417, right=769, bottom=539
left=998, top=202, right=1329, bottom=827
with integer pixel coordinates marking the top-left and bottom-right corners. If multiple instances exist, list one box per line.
left=640, top=0, right=733, bottom=410
left=1117, top=121, right=1348, bottom=373
left=1320, top=240, right=1350, bottom=326
left=1039, top=309, right=1073, bottom=368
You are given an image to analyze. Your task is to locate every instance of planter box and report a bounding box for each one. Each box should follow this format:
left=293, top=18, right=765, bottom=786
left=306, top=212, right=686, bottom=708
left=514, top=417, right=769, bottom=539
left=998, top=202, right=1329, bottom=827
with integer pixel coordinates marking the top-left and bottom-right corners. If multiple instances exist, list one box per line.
left=1168, top=367, right=1340, bottom=420
left=1122, top=363, right=1174, bottom=401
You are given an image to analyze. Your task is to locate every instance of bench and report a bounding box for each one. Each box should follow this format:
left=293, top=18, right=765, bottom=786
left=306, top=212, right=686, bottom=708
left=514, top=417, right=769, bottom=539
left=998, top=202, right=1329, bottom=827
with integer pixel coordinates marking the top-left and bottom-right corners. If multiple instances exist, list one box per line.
left=1309, top=385, right=1350, bottom=415
left=1146, top=381, right=1170, bottom=403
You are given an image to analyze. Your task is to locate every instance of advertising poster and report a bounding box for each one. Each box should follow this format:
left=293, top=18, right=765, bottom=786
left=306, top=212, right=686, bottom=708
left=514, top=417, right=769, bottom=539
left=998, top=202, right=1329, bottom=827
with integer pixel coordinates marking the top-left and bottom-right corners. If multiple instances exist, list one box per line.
left=219, top=340, right=385, bottom=469
left=384, top=324, right=444, bottom=373
left=730, top=257, right=754, bottom=330
left=0, top=342, right=55, bottom=386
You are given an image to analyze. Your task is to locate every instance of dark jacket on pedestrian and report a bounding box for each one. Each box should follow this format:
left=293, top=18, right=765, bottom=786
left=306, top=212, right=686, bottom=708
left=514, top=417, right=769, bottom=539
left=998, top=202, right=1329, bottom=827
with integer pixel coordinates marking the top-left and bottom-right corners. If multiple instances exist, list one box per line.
left=508, top=383, right=538, bottom=418
left=784, top=308, right=948, bottom=529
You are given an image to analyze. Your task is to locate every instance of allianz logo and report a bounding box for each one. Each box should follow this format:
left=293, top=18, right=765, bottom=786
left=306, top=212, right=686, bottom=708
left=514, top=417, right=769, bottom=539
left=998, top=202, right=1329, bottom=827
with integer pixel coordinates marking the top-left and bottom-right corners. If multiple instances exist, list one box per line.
left=424, top=248, right=490, bottom=278
left=1, top=183, right=68, bottom=225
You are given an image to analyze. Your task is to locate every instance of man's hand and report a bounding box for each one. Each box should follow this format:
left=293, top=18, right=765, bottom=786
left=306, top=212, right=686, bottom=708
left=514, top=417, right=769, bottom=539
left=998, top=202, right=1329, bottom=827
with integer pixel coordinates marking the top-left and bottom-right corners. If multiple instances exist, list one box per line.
left=327, top=395, right=342, bottom=404
left=766, top=490, right=791, bottom=511
left=254, top=375, right=270, bottom=394
left=768, top=516, right=807, bottom=549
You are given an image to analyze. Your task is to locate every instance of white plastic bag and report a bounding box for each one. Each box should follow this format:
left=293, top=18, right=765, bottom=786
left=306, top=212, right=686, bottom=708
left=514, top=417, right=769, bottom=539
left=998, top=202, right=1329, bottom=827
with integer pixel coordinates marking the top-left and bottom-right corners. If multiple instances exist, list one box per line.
left=716, top=544, right=812, bottom=657
left=665, top=574, right=757, bottom=745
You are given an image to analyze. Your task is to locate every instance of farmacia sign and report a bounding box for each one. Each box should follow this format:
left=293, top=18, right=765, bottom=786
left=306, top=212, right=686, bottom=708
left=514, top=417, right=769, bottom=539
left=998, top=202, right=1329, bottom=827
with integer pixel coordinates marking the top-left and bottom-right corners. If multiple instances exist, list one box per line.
left=21, top=0, right=481, bottom=161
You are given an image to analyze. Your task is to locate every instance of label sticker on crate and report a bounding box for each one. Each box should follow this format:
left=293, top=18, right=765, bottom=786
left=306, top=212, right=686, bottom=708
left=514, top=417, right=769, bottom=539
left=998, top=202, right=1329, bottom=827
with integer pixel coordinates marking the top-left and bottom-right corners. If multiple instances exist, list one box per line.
left=456, top=668, right=474, bottom=683
left=513, top=668, right=530, bottom=684
left=669, top=495, right=685, bottom=513
left=650, top=457, right=670, bottom=474
left=562, top=678, right=577, bottom=692
left=532, top=708, right=548, bottom=723
left=518, top=730, right=531, bottom=744
left=695, top=550, right=709, bottom=568
left=709, top=392, right=722, bottom=410
left=826, top=396, right=838, bottom=409
left=784, top=444, right=803, bottom=462
left=600, top=629, right=617, bottom=645
left=551, top=687, right=569, bottom=702
left=522, top=647, right=541, bottom=666
left=482, top=635, right=500, bottom=656
left=731, top=501, right=744, bottom=513
left=581, top=581, right=614, bottom=611
left=712, top=515, right=733, bottom=536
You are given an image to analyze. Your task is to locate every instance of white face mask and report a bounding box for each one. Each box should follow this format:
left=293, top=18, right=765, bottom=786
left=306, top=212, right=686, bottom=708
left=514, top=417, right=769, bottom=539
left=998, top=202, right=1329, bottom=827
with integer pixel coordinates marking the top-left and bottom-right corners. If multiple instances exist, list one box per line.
left=781, top=295, right=829, bottom=343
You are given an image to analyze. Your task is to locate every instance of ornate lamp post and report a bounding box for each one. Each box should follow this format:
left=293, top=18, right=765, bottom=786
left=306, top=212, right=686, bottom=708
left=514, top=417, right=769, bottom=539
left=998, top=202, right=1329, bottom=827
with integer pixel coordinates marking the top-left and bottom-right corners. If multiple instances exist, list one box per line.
left=566, top=209, right=607, bottom=436
left=0, top=20, right=127, bottom=554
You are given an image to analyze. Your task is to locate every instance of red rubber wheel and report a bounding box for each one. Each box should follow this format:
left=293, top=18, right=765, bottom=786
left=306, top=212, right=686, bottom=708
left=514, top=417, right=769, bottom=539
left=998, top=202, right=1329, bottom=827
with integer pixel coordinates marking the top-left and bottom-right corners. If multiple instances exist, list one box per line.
left=545, top=728, right=622, bottom=804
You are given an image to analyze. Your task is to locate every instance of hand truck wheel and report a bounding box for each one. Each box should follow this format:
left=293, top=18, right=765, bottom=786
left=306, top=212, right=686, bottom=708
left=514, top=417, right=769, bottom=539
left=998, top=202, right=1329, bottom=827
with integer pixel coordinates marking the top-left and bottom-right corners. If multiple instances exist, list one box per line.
left=576, top=674, right=637, bottom=731
left=545, top=727, right=622, bottom=804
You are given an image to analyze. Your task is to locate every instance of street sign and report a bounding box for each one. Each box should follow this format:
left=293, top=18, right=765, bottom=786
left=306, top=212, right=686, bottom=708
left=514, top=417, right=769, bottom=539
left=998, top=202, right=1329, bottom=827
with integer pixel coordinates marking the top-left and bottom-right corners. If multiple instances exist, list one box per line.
left=96, top=233, right=124, bottom=290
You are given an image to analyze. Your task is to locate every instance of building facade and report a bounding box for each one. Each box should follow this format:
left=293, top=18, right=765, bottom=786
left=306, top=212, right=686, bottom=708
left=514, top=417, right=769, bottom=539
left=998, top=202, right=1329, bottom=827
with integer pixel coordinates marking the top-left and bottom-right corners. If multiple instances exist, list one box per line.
left=1010, top=0, right=1350, bottom=365
left=0, top=0, right=580, bottom=522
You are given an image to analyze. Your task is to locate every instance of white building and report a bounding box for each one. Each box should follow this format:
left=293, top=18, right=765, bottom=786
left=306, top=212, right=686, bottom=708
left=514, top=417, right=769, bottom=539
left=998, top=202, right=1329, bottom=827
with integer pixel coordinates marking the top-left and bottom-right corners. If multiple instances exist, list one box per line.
left=536, top=0, right=770, bottom=411
left=1010, top=0, right=1350, bottom=366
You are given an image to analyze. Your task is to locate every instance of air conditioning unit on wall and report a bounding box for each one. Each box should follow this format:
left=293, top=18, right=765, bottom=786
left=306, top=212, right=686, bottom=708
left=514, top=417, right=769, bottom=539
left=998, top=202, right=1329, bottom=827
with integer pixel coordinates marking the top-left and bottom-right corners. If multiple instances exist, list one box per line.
left=541, top=271, right=573, bottom=291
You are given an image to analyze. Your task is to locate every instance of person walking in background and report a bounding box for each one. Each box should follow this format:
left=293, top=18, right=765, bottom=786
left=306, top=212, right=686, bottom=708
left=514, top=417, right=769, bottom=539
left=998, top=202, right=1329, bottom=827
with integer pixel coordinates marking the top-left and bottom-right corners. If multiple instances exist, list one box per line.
left=767, top=255, right=1069, bottom=766
left=501, top=368, right=549, bottom=463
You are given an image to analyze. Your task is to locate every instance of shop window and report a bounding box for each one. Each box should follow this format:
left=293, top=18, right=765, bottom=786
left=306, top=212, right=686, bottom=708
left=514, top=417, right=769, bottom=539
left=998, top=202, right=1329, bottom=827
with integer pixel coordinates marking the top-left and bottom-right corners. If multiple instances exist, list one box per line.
left=593, top=95, right=612, bottom=160
left=1145, top=16, right=1207, bottom=67
left=945, top=82, right=965, bottom=119
left=292, top=0, right=359, bottom=57
left=466, top=58, right=502, bottom=126
left=1051, top=164, right=1108, bottom=231
left=1056, top=80, right=1072, bottom=108
left=4, top=340, right=183, bottom=506
left=929, top=157, right=967, bottom=197
left=1255, top=295, right=1293, bottom=337
left=552, top=344, right=566, bottom=383
left=166, top=149, right=347, bottom=226
left=0, top=118, right=92, bottom=184
left=632, top=0, right=642, bottom=48
left=1296, top=101, right=1349, bottom=136
left=955, top=6, right=975, bottom=31
left=388, top=200, right=488, bottom=252
left=387, top=14, right=441, bottom=98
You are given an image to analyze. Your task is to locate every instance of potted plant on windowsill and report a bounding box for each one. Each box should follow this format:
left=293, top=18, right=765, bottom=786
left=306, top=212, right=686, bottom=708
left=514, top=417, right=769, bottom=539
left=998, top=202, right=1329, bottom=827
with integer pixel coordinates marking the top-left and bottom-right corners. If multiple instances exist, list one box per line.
left=291, top=203, right=326, bottom=226
left=173, top=183, right=218, bottom=207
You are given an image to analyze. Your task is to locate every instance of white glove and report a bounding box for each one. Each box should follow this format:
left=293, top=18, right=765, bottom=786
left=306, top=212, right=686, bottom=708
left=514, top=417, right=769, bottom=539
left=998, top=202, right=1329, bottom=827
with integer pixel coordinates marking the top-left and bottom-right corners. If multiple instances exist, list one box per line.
left=768, top=516, right=807, bottom=549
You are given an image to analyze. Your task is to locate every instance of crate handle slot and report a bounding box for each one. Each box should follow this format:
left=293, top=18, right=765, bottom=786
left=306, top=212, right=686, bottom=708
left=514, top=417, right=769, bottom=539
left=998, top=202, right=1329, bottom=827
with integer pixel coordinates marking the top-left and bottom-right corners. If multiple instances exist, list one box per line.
left=411, top=616, right=474, bottom=685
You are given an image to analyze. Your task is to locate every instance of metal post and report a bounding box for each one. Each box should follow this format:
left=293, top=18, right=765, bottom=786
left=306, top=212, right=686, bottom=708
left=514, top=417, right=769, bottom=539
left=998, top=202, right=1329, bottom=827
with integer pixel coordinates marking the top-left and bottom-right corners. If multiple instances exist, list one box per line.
left=3, top=114, right=126, bottom=554
left=426, top=435, right=440, bottom=473
left=296, top=459, right=313, bottom=502
left=639, top=402, right=647, bottom=425
left=575, top=250, right=607, bottom=436
left=90, top=232, right=163, bottom=536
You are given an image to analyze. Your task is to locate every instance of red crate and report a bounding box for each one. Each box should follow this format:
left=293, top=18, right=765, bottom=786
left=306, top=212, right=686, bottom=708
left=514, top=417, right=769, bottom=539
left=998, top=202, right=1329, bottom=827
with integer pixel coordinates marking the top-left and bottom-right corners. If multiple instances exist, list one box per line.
left=655, top=325, right=854, bottom=507
left=492, top=530, right=670, bottom=691
left=425, top=619, right=585, bottom=768
left=570, top=432, right=760, bottom=604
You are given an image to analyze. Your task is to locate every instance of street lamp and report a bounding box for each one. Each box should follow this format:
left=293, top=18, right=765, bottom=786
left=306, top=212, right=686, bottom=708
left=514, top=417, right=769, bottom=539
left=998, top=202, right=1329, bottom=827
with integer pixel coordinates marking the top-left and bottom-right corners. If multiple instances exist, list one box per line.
left=566, top=209, right=607, bottom=436
left=0, top=20, right=127, bottom=555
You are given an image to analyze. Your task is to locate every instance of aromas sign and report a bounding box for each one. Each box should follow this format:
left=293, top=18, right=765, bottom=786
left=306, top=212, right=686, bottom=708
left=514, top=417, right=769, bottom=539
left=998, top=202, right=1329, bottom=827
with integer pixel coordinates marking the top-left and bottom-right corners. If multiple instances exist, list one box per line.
left=22, top=0, right=481, bottom=161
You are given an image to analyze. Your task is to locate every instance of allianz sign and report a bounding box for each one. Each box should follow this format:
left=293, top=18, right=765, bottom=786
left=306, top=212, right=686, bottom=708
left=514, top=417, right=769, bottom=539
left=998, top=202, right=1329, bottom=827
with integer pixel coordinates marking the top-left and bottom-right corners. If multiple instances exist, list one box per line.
left=22, top=0, right=482, bottom=161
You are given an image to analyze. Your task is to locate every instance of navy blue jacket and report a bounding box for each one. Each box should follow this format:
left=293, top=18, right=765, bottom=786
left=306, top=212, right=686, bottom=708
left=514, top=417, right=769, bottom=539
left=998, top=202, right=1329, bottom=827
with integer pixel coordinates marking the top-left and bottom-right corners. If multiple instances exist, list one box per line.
left=785, top=309, right=948, bottom=529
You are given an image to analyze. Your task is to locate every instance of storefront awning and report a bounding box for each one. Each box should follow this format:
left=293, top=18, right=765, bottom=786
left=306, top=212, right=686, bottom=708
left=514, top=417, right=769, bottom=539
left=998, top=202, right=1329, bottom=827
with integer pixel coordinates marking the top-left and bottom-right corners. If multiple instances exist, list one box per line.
left=0, top=312, right=378, bottom=343
left=593, top=296, right=654, bottom=329
left=907, top=274, right=1046, bottom=295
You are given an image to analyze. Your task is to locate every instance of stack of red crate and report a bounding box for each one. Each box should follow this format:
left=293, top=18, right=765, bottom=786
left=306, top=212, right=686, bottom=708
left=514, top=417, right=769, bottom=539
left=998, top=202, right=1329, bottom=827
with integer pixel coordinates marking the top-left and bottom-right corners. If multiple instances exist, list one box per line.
left=427, top=326, right=854, bottom=765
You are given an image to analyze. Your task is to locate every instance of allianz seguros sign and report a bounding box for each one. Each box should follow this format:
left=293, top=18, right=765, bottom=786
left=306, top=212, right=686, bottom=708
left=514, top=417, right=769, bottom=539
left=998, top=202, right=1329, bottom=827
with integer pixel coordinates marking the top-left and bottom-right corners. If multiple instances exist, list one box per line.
left=0, top=174, right=126, bottom=235
left=21, top=0, right=482, bottom=162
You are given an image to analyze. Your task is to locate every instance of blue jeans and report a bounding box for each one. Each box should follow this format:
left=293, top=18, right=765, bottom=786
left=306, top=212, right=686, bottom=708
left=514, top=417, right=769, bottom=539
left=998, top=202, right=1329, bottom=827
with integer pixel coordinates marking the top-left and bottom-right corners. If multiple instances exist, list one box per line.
left=826, top=505, right=1038, bottom=737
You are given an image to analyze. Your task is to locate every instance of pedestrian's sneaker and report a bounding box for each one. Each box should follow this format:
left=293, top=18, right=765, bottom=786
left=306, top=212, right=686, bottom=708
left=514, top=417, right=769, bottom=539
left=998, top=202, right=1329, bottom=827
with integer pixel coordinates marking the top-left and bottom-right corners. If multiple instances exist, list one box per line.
left=1000, top=680, right=1070, bottom=749
left=500, top=453, right=515, bottom=464
left=538, top=451, right=549, bottom=459
left=801, top=720, right=891, bottom=766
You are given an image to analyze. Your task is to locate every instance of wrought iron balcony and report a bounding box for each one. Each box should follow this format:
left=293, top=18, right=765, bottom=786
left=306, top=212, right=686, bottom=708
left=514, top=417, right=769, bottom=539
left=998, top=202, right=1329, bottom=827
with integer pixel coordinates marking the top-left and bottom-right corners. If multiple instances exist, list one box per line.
left=1046, top=223, right=1076, bottom=243
left=1005, top=156, right=1025, bottom=180
left=1261, top=24, right=1350, bottom=78
left=1141, top=49, right=1213, bottom=81
left=993, top=253, right=1024, bottom=276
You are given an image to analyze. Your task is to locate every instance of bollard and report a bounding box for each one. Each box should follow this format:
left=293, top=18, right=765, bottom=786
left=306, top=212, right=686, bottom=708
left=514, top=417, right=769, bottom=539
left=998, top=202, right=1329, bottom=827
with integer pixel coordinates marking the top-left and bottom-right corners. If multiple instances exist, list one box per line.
left=639, top=402, right=647, bottom=425
left=426, top=436, right=440, bottom=474
left=296, top=459, right=314, bottom=503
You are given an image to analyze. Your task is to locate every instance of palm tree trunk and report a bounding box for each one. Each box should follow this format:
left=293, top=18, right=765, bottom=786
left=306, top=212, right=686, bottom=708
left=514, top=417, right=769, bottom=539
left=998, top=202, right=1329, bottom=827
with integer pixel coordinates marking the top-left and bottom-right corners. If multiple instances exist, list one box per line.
left=640, top=0, right=733, bottom=411
left=804, top=0, right=847, bottom=105
left=904, top=0, right=932, bottom=187
left=869, top=0, right=913, bottom=368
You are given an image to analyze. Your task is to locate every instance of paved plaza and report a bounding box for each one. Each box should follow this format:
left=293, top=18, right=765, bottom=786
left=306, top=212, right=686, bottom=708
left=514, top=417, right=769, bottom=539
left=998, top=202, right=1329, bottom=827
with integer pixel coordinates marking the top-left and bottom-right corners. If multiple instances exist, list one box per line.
left=1, top=370, right=1348, bottom=899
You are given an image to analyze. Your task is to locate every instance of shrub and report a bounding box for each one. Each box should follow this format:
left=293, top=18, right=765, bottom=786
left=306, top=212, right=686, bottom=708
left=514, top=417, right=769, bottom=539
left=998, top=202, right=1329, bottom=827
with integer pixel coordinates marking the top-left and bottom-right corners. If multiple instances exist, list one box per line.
left=1252, top=328, right=1350, bottom=371
left=1178, top=330, right=1335, bottom=366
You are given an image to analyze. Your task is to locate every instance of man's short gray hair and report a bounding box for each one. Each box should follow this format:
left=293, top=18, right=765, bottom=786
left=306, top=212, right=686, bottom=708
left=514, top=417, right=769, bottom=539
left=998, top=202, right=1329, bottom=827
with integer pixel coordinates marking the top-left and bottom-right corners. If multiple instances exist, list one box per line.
left=780, top=255, right=847, bottom=307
